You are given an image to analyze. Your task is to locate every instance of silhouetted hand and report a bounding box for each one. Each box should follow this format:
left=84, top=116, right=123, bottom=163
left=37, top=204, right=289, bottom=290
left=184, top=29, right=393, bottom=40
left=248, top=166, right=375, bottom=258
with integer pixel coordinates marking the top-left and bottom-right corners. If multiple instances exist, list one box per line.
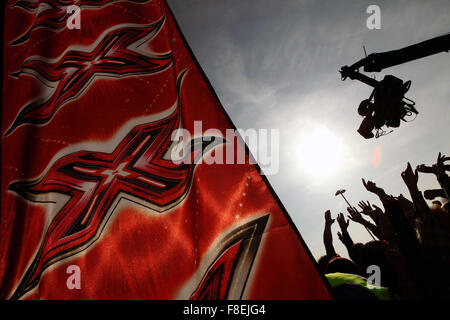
left=347, top=206, right=365, bottom=225
left=337, top=212, right=349, bottom=233
left=417, top=160, right=450, bottom=176
left=362, top=178, right=394, bottom=205
left=417, top=164, right=435, bottom=174
left=424, top=190, right=435, bottom=200
left=436, top=152, right=449, bottom=182
left=424, top=189, right=446, bottom=200
left=401, top=162, right=418, bottom=188
left=372, top=204, right=384, bottom=215
left=358, top=200, right=372, bottom=214
left=362, top=178, right=378, bottom=193
left=358, top=200, right=383, bottom=219
left=324, top=210, right=335, bottom=226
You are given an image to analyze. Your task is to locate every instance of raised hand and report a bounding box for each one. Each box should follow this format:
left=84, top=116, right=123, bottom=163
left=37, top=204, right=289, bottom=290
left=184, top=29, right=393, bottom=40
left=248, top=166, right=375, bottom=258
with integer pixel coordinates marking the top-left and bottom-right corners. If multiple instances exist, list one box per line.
left=348, top=206, right=381, bottom=240
left=362, top=178, right=393, bottom=205
left=347, top=206, right=365, bottom=224
left=362, top=178, right=378, bottom=193
left=401, top=162, right=419, bottom=189
left=337, top=212, right=349, bottom=233
left=436, top=152, right=449, bottom=182
left=372, top=204, right=384, bottom=216
left=417, top=161, right=450, bottom=176
left=358, top=200, right=383, bottom=220
left=324, top=210, right=335, bottom=226
left=424, top=188, right=446, bottom=200
left=358, top=200, right=372, bottom=214
left=416, top=164, right=435, bottom=174
left=323, top=210, right=337, bottom=257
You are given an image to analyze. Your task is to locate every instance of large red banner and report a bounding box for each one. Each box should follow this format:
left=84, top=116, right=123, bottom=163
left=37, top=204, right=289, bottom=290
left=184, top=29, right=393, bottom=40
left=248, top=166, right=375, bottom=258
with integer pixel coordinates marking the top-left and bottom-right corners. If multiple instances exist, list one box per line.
left=0, top=0, right=331, bottom=300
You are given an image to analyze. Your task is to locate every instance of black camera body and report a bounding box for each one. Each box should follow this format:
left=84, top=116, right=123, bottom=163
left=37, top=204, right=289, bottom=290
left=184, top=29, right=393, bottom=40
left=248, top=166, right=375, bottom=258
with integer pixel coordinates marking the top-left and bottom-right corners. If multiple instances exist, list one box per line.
left=357, top=75, right=418, bottom=139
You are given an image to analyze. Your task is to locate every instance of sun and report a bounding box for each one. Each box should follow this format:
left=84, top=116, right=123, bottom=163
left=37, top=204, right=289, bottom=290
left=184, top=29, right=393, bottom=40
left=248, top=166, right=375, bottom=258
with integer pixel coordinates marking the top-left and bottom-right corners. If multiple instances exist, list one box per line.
left=296, top=127, right=345, bottom=178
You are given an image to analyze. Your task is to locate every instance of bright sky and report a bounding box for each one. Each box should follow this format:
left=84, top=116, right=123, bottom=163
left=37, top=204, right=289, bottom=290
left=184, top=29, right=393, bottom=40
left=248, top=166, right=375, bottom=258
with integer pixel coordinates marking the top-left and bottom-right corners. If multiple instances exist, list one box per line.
left=167, top=0, right=450, bottom=259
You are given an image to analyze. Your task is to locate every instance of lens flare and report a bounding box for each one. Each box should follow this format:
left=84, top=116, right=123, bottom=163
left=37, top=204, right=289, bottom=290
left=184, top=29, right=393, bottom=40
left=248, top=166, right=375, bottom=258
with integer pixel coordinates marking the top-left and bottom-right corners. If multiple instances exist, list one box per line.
left=373, top=146, right=381, bottom=168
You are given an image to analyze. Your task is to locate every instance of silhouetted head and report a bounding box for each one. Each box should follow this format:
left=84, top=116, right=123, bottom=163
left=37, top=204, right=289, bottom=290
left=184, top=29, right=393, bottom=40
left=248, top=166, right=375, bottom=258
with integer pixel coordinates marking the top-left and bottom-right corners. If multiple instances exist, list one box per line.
left=361, top=241, right=396, bottom=288
left=443, top=201, right=449, bottom=213
left=362, top=241, right=386, bottom=266
left=325, top=257, right=362, bottom=276
left=350, top=242, right=365, bottom=267
left=317, top=254, right=335, bottom=274
left=431, top=200, right=442, bottom=208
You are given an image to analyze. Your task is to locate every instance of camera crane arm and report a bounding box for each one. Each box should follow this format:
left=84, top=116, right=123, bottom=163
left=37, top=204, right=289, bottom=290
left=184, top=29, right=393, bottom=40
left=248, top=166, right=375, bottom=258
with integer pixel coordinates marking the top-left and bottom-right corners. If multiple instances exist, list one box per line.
left=340, top=33, right=450, bottom=80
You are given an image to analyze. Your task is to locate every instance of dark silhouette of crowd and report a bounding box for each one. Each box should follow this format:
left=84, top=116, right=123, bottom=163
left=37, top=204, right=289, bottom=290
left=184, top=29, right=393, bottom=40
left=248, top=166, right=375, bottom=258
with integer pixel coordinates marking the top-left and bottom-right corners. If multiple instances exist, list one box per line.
left=318, top=153, right=450, bottom=299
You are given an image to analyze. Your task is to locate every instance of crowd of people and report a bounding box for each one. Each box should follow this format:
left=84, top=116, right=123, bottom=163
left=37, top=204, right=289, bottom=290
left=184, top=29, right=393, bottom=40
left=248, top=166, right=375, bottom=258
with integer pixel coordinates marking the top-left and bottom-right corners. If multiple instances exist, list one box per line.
left=318, top=153, right=450, bottom=299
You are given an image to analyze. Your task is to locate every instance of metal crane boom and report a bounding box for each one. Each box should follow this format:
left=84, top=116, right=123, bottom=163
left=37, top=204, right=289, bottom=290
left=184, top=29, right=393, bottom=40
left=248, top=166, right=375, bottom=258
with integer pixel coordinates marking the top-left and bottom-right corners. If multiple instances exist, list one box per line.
left=341, top=33, right=450, bottom=77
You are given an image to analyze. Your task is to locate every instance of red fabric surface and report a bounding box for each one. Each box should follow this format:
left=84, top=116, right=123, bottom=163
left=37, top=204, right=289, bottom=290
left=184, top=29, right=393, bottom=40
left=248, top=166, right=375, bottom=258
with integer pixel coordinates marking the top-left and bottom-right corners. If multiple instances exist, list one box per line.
left=1, top=0, right=331, bottom=300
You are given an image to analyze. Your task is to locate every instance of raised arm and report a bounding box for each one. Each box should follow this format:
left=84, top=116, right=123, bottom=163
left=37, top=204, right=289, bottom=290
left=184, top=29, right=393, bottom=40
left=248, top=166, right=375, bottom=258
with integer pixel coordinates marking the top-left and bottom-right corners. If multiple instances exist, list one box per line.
left=362, top=178, right=393, bottom=205
left=435, top=153, right=450, bottom=199
left=423, top=188, right=447, bottom=200
left=336, top=212, right=354, bottom=257
left=358, top=200, right=381, bottom=226
left=323, top=210, right=337, bottom=257
left=417, top=164, right=450, bottom=174
left=358, top=200, right=396, bottom=242
left=416, top=153, right=450, bottom=200
left=401, top=162, right=431, bottom=221
left=347, top=206, right=383, bottom=240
